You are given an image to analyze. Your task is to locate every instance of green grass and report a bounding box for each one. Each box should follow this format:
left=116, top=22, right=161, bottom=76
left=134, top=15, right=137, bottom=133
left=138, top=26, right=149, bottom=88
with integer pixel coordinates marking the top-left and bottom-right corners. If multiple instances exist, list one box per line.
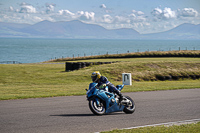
left=0, top=57, right=200, bottom=100
left=101, top=122, right=200, bottom=133
left=69, top=57, right=200, bottom=81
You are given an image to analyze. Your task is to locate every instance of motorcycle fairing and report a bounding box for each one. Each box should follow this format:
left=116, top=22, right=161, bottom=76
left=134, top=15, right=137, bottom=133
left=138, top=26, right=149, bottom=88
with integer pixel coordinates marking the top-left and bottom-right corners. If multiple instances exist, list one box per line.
left=96, top=89, right=125, bottom=113
left=106, top=103, right=124, bottom=114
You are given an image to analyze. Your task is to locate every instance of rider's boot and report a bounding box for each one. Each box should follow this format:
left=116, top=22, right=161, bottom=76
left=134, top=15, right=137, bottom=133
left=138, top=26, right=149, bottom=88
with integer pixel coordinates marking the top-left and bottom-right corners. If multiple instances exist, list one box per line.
left=115, top=90, right=123, bottom=103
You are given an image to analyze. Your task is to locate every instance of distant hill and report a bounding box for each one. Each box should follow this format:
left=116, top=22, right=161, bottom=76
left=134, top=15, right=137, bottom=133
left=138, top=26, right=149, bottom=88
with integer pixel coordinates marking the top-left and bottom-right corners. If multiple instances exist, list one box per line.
left=141, top=23, right=200, bottom=40
left=0, top=20, right=199, bottom=39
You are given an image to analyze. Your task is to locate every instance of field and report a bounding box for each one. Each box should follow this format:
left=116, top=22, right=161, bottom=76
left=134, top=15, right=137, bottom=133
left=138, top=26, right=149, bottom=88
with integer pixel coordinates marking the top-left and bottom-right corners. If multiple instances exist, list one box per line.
left=0, top=57, right=200, bottom=100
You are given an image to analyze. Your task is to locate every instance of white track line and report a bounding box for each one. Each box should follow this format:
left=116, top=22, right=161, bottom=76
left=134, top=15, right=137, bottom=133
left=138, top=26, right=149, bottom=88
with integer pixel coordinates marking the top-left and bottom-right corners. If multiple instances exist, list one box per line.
left=123, top=118, right=200, bottom=130
left=95, top=118, right=200, bottom=133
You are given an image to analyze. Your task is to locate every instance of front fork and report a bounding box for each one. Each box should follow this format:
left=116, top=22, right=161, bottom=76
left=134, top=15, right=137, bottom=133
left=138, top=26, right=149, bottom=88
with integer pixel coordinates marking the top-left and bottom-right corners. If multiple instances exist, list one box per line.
left=94, top=97, right=101, bottom=107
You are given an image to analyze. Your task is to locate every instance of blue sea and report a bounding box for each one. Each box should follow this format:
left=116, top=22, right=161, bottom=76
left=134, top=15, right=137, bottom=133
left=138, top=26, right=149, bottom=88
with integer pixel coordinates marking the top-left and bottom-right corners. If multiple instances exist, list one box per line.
left=0, top=38, right=200, bottom=63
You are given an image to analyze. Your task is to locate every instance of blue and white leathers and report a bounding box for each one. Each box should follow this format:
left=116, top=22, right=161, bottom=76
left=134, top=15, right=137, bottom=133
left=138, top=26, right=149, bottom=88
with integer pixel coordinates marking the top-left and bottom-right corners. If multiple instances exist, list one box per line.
left=86, top=83, right=135, bottom=115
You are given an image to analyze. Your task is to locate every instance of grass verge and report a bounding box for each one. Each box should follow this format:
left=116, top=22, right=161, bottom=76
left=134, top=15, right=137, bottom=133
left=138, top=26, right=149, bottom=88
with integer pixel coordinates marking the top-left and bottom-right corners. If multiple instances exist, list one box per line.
left=0, top=57, right=200, bottom=100
left=100, top=122, right=200, bottom=133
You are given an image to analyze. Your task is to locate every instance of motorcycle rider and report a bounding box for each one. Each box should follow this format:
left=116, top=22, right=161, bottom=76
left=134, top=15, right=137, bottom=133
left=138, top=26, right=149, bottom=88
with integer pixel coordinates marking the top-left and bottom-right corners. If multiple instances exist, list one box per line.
left=91, top=71, right=123, bottom=101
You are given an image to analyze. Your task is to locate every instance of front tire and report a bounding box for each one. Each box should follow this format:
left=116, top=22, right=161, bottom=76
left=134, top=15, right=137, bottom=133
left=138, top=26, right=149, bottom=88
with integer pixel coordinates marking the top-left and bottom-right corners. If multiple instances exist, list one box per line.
left=123, top=96, right=135, bottom=114
left=89, top=97, right=105, bottom=115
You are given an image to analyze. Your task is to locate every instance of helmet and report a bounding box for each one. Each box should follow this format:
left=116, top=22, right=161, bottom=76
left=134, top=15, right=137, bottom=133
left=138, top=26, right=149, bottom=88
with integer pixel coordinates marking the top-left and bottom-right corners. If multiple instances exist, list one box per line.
left=91, top=71, right=101, bottom=82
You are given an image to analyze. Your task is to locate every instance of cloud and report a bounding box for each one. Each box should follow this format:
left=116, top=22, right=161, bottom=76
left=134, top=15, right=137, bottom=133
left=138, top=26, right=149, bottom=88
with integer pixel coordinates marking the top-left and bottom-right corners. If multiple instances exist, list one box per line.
left=77, top=11, right=95, bottom=21
left=58, top=10, right=75, bottom=16
left=56, top=10, right=96, bottom=22
left=129, top=10, right=147, bottom=23
left=101, top=14, right=113, bottom=23
left=19, top=2, right=36, bottom=13
left=178, top=8, right=198, bottom=17
left=132, top=10, right=144, bottom=16
left=113, top=16, right=130, bottom=23
left=99, top=9, right=147, bottom=25
left=151, top=7, right=162, bottom=16
left=162, top=8, right=176, bottom=19
left=100, top=4, right=106, bottom=9
left=151, top=7, right=176, bottom=20
left=46, top=3, right=56, bottom=14
left=151, top=7, right=198, bottom=21
left=9, top=6, right=14, bottom=11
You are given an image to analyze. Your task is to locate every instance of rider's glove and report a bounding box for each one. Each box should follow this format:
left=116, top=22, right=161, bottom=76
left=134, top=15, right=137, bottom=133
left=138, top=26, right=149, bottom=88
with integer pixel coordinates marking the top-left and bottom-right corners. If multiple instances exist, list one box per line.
left=99, top=84, right=106, bottom=89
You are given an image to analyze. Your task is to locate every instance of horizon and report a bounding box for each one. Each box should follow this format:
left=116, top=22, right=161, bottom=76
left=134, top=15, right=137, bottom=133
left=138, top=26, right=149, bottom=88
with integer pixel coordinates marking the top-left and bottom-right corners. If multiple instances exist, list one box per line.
left=0, top=0, right=200, bottom=34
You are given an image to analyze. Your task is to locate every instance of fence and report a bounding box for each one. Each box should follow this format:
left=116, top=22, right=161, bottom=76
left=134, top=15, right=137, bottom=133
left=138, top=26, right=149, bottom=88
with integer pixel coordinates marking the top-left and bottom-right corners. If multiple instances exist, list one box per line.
left=0, top=61, right=22, bottom=64
left=50, top=47, right=198, bottom=61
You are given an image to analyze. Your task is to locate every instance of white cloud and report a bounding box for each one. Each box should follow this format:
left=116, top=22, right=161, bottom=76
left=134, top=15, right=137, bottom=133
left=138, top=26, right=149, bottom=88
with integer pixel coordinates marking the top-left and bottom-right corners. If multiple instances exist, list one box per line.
left=137, top=11, right=145, bottom=16
left=162, top=8, right=176, bottom=19
left=19, top=3, right=36, bottom=13
left=151, top=7, right=162, bottom=16
left=178, top=8, right=198, bottom=17
left=46, top=3, right=56, bottom=14
left=77, top=11, right=95, bottom=21
left=113, top=16, right=129, bottom=23
left=100, top=4, right=106, bottom=9
left=102, top=14, right=113, bottom=23
left=99, top=12, right=147, bottom=26
left=132, top=10, right=144, bottom=16
left=54, top=10, right=95, bottom=22
left=151, top=7, right=198, bottom=21
left=58, top=10, right=75, bottom=16
left=151, top=7, right=176, bottom=20
left=128, top=10, right=147, bottom=23
left=9, top=6, right=14, bottom=11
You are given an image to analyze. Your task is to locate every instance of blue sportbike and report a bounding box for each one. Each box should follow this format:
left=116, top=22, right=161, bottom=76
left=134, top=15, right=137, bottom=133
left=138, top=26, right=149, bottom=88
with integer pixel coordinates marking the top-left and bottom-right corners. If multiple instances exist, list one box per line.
left=86, top=83, right=135, bottom=115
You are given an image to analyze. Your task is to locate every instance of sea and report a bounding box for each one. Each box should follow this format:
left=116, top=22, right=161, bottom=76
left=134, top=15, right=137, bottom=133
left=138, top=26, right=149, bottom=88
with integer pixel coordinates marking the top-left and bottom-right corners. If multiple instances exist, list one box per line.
left=0, top=38, right=200, bottom=63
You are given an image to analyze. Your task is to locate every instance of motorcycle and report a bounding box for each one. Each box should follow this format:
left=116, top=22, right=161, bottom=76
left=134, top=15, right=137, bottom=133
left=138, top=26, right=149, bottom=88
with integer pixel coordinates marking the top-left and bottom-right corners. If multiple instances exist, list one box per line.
left=86, top=83, right=135, bottom=115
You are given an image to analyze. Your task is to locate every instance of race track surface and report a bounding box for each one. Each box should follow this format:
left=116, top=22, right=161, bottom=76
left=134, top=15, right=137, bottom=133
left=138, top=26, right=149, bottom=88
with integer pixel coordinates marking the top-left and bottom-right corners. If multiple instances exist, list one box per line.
left=0, top=89, right=200, bottom=133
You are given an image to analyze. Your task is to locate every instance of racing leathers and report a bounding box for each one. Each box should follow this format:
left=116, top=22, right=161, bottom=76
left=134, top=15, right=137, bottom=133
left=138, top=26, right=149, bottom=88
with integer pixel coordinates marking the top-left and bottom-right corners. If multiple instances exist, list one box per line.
left=96, top=76, right=123, bottom=100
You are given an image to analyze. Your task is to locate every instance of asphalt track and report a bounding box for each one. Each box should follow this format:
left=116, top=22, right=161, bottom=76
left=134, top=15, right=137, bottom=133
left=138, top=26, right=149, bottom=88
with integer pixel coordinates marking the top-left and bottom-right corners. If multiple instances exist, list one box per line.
left=0, top=89, right=200, bottom=133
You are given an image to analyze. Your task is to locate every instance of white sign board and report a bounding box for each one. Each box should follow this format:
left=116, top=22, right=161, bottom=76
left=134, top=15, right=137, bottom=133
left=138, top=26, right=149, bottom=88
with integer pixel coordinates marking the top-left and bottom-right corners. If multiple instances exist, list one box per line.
left=122, top=73, right=132, bottom=85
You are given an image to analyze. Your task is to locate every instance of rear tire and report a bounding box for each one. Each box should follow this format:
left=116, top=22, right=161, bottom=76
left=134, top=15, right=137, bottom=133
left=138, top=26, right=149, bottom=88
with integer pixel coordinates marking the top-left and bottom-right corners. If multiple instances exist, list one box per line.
left=123, top=96, right=135, bottom=114
left=89, top=97, right=105, bottom=115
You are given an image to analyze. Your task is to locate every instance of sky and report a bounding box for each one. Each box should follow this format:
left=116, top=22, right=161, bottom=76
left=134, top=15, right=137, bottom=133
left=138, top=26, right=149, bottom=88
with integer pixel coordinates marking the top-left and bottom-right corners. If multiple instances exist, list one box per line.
left=0, top=0, right=200, bottom=34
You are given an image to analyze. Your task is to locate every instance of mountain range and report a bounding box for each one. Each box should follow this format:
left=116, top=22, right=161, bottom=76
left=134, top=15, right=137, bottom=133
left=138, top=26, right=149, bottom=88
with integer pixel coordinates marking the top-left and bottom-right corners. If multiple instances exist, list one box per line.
left=0, top=20, right=199, bottom=39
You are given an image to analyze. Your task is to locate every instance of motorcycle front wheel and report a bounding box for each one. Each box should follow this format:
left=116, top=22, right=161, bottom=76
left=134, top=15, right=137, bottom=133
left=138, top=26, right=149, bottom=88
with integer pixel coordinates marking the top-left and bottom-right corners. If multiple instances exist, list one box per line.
left=123, top=96, right=135, bottom=114
left=89, top=97, right=105, bottom=115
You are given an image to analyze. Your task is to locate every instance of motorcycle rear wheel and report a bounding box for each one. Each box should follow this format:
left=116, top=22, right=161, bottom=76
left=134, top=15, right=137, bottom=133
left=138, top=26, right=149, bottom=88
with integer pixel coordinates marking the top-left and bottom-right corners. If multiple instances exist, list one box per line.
left=123, top=96, right=135, bottom=114
left=89, top=98, right=105, bottom=115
